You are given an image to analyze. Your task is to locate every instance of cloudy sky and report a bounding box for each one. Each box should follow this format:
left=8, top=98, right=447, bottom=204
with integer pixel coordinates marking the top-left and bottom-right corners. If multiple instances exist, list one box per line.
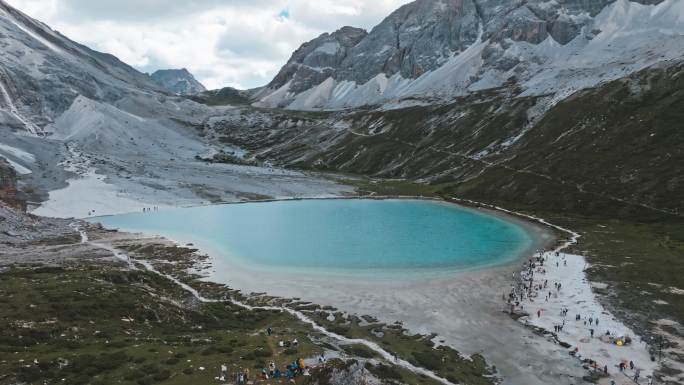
left=6, top=0, right=412, bottom=90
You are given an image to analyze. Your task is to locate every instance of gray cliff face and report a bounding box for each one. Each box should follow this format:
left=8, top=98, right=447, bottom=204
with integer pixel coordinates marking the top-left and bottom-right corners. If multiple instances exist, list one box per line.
left=266, top=26, right=367, bottom=93
left=260, top=0, right=670, bottom=108
left=150, top=68, right=207, bottom=95
left=0, top=157, right=20, bottom=208
left=338, top=0, right=480, bottom=83
left=0, top=158, right=16, bottom=193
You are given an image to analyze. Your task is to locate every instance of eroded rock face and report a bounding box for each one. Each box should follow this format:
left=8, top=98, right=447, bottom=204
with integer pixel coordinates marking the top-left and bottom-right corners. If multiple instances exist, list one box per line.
left=150, top=68, right=207, bottom=95
left=338, top=0, right=481, bottom=83
left=266, top=26, right=368, bottom=93
left=0, top=157, right=19, bottom=208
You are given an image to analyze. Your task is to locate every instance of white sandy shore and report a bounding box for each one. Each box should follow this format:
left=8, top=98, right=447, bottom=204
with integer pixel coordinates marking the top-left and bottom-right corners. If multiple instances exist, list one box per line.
left=31, top=170, right=157, bottom=218
left=518, top=251, right=657, bottom=385
left=30, top=166, right=353, bottom=219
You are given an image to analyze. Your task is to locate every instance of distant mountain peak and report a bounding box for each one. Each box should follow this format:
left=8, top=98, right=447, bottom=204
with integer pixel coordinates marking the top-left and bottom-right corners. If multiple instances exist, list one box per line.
left=150, top=68, right=206, bottom=95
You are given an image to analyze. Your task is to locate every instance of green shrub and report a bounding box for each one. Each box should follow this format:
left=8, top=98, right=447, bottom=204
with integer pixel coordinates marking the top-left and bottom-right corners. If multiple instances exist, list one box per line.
left=411, top=350, right=442, bottom=371
left=152, top=370, right=171, bottom=381
left=344, top=344, right=377, bottom=359
left=364, top=363, right=402, bottom=380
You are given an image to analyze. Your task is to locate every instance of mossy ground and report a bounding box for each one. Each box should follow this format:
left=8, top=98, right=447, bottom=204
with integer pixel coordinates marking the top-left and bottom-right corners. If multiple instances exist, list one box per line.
left=0, top=264, right=327, bottom=385
left=308, top=311, right=493, bottom=385
left=0, top=235, right=489, bottom=385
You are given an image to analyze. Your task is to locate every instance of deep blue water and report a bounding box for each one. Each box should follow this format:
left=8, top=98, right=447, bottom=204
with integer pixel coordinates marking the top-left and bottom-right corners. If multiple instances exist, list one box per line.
left=94, top=199, right=534, bottom=276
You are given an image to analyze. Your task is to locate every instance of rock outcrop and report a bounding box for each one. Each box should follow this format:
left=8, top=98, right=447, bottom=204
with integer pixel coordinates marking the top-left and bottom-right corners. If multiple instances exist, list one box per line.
left=262, top=26, right=368, bottom=94
left=0, top=157, right=21, bottom=209
left=338, top=0, right=480, bottom=83
left=150, top=68, right=207, bottom=95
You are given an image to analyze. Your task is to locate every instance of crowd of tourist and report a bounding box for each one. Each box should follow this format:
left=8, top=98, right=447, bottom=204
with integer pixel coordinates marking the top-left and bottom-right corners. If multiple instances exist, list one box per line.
left=216, top=327, right=329, bottom=384
left=505, top=250, right=655, bottom=384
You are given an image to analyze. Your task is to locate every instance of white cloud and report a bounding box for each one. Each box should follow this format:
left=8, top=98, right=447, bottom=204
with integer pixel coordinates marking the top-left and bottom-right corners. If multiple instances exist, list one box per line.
left=4, top=0, right=412, bottom=90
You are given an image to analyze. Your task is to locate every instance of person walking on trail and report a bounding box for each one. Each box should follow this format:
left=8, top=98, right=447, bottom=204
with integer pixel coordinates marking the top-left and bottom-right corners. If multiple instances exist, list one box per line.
left=590, top=329, right=595, bottom=338
left=267, top=327, right=272, bottom=336
left=630, top=361, right=635, bottom=370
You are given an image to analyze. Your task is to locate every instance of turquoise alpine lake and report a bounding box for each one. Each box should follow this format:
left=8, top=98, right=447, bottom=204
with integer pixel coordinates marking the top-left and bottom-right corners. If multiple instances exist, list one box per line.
left=94, top=199, right=535, bottom=277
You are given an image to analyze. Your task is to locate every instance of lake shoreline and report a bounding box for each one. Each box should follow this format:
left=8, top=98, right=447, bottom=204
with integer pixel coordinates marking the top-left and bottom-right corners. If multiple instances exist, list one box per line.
left=92, top=195, right=598, bottom=385
left=93, top=195, right=558, bottom=279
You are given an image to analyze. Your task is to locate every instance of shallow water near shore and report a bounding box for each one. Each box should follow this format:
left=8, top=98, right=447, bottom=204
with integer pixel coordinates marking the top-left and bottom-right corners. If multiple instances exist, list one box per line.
left=95, top=199, right=535, bottom=277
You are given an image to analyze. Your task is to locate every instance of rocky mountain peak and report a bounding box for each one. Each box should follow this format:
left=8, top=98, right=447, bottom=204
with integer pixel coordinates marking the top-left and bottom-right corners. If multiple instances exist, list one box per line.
left=338, top=0, right=481, bottom=83
left=256, top=0, right=680, bottom=110
left=265, top=26, right=367, bottom=94
left=150, top=68, right=206, bottom=95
